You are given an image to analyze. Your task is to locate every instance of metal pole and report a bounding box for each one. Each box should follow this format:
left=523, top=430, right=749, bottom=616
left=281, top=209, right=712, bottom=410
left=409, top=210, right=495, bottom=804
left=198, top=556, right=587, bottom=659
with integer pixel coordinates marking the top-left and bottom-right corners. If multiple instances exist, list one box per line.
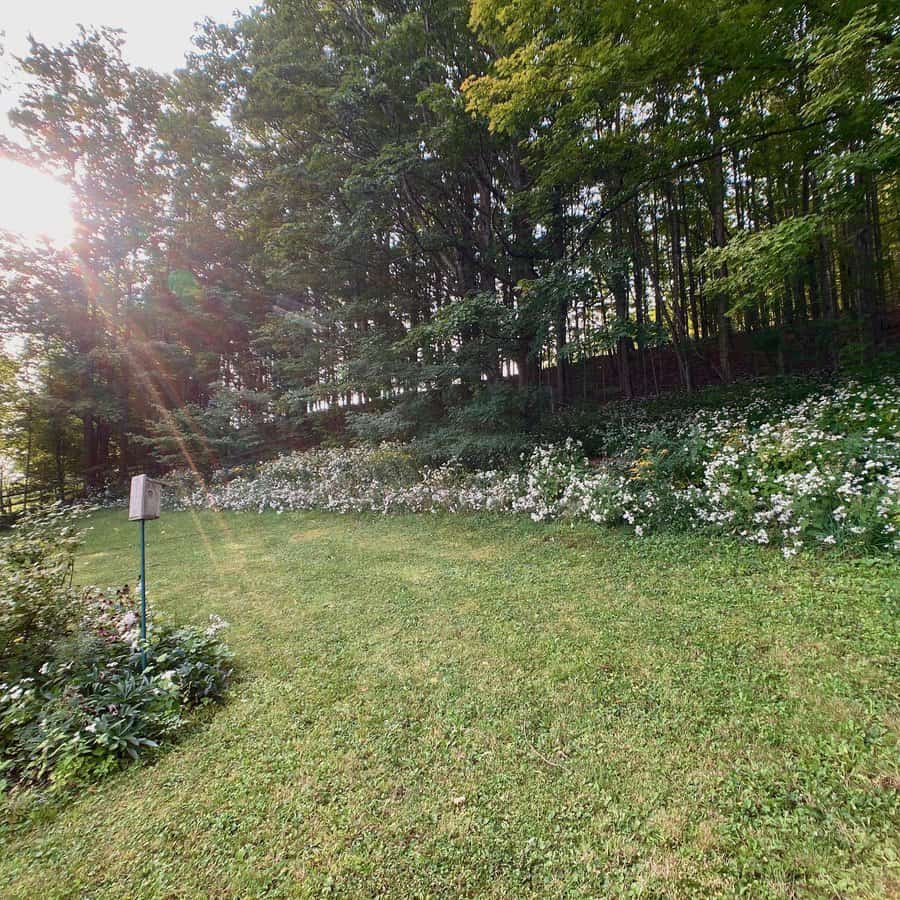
left=139, top=518, right=147, bottom=671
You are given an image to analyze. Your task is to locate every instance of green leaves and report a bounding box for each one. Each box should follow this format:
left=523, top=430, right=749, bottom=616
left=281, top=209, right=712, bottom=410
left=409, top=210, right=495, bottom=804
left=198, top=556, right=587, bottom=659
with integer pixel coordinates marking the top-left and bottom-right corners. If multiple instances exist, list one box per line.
left=3, top=0, right=898, bottom=498
left=0, top=513, right=233, bottom=792
left=0, top=506, right=84, bottom=682
left=699, top=216, right=823, bottom=315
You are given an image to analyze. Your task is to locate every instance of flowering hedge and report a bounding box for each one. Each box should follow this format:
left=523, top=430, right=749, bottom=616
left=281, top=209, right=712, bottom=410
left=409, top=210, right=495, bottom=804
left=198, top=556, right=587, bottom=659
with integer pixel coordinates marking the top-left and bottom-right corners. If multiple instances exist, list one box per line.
left=173, top=377, right=899, bottom=557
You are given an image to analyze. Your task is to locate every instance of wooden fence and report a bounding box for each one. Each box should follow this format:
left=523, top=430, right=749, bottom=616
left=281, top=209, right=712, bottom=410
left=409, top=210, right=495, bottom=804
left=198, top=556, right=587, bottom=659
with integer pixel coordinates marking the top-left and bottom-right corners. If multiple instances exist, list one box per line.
left=0, top=479, right=88, bottom=528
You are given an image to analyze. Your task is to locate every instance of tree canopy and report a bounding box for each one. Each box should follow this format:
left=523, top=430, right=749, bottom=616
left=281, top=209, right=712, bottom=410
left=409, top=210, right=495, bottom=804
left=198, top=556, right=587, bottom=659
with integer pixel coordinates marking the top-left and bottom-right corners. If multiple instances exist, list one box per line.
left=0, top=0, right=897, bottom=493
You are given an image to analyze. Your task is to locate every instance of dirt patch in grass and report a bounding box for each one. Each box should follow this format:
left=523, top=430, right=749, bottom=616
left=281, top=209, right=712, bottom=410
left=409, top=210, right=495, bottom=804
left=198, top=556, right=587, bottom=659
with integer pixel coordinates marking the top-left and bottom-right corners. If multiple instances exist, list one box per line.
left=290, top=528, right=328, bottom=541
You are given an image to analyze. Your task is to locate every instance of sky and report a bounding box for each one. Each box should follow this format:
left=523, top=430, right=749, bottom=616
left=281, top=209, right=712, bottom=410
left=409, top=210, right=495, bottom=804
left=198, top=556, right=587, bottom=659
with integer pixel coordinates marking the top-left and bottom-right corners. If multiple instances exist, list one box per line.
left=0, top=0, right=250, bottom=245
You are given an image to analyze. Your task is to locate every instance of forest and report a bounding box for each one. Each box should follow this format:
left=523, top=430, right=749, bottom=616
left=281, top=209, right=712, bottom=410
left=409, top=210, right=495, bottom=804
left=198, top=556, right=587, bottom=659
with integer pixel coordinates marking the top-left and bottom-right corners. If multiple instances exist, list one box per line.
left=1, top=0, right=898, bottom=497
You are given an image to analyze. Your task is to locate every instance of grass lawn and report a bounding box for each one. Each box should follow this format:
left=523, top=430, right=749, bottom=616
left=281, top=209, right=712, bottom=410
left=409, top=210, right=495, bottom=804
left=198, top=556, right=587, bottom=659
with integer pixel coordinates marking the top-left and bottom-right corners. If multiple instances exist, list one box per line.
left=1, top=509, right=898, bottom=897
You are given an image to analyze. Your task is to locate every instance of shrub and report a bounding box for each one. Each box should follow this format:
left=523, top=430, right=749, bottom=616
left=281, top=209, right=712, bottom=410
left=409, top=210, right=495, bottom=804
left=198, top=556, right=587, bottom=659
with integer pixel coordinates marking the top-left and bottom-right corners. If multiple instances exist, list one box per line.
left=0, top=506, right=84, bottom=682
left=174, top=376, right=899, bottom=557
left=0, top=513, right=233, bottom=792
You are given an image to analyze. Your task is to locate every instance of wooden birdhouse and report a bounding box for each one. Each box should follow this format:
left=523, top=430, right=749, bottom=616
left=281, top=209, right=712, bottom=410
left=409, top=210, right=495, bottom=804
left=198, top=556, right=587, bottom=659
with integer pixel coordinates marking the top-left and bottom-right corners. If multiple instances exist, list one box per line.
left=129, top=475, right=161, bottom=521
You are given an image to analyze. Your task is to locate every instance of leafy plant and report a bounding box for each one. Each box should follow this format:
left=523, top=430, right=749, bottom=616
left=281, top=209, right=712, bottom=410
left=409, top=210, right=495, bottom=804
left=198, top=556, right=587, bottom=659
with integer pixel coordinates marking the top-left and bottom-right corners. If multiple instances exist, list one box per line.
left=0, top=506, right=84, bottom=681
left=174, top=375, right=900, bottom=557
left=0, top=510, right=233, bottom=792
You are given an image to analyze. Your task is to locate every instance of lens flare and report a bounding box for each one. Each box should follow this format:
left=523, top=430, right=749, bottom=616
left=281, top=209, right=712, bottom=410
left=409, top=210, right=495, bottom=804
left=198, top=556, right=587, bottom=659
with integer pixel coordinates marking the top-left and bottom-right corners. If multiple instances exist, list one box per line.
left=0, top=159, right=74, bottom=246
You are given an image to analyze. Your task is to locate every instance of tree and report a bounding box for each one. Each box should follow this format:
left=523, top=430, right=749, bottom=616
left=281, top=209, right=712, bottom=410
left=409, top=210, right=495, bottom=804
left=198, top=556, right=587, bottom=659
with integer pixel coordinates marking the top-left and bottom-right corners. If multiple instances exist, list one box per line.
left=0, top=2, right=896, bottom=492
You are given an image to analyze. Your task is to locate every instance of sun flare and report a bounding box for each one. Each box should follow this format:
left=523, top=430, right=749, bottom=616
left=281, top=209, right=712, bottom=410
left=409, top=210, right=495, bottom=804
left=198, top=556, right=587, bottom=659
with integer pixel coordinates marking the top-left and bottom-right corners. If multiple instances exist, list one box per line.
left=0, top=158, right=74, bottom=246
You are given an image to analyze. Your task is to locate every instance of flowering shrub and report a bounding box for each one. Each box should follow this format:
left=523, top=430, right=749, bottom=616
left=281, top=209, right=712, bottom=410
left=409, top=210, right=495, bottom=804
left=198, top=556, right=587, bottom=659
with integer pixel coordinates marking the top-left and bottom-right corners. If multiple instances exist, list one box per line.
left=173, top=377, right=899, bottom=556
left=682, top=381, right=899, bottom=555
left=172, top=444, right=523, bottom=516
left=0, top=513, right=232, bottom=791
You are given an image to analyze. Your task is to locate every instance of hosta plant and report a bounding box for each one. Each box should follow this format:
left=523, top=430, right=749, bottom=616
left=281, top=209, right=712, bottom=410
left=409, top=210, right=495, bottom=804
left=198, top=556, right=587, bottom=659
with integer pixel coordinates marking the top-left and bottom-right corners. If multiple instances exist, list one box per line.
left=0, top=511, right=232, bottom=792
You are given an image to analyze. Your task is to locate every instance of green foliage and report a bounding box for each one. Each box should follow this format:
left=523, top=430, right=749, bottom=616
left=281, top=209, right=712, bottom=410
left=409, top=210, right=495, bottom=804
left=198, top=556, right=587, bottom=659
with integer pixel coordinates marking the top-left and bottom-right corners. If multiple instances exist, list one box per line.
left=412, top=384, right=539, bottom=466
left=699, top=217, right=823, bottom=315
left=0, top=509, right=232, bottom=792
left=137, top=387, right=270, bottom=476
left=0, top=507, right=83, bottom=681
left=0, top=603, right=232, bottom=790
left=347, top=406, right=417, bottom=444
left=0, top=0, right=898, bottom=505
left=187, top=375, right=900, bottom=556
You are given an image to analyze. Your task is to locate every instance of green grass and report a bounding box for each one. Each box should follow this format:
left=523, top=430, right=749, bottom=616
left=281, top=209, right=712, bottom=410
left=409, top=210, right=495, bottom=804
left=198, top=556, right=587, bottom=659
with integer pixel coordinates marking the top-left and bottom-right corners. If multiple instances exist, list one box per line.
left=2, top=509, right=899, bottom=897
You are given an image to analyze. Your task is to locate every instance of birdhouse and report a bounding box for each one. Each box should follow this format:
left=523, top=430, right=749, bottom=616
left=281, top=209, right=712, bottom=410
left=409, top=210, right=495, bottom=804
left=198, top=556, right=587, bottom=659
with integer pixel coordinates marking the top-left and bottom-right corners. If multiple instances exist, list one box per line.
left=129, top=475, right=161, bottom=521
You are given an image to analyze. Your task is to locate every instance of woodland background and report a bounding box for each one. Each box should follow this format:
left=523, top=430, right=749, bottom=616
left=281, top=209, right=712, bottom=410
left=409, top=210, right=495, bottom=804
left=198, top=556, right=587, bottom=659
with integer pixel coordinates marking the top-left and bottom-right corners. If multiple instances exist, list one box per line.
left=0, top=0, right=897, bottom=501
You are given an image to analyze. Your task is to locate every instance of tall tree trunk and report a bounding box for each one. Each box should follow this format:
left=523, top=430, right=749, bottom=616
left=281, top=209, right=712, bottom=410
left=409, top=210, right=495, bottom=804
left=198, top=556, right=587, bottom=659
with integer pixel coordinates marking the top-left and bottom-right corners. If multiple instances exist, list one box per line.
left=665, top=182, right=693, bottom=392
left=611, top=199, right=632, bottom=399
left=550, top=188, right=569, bottom=404
left=508, top=142, right=540, bottom=390
left=708, top=138, right=732, bottom=381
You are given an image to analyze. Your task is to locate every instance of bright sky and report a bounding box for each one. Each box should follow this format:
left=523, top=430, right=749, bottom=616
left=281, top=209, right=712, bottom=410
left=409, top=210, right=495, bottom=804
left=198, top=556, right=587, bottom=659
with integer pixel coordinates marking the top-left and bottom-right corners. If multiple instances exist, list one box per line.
left=0, top=0, right=250, bottom=245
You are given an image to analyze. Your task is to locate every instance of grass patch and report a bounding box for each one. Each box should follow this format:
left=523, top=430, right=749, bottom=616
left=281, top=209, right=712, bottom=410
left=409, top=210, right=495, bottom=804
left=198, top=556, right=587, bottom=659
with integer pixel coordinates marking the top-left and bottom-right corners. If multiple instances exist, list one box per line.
left=1, top=509, right=898, bottom=896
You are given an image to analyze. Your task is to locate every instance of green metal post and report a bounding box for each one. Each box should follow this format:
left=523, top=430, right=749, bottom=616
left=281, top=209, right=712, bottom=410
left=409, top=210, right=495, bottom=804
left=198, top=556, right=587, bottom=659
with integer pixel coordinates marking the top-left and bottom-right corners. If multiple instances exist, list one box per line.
left=139, top=518, right=147, bottom=670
